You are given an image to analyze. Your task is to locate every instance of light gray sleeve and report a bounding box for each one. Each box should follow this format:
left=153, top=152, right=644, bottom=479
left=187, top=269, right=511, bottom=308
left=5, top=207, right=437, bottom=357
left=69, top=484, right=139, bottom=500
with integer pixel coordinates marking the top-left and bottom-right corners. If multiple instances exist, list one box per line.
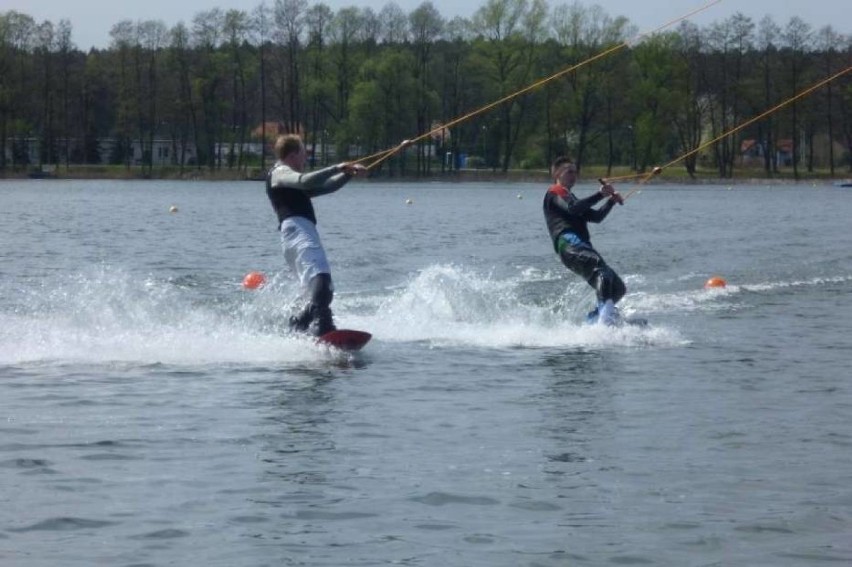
left=269, top=163, right=353, bottom=198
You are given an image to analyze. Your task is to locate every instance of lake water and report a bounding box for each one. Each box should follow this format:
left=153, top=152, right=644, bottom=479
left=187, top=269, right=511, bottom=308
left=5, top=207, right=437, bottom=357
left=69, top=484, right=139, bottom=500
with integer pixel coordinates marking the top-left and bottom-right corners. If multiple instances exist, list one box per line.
left=1, top=178, right=851, bottom=566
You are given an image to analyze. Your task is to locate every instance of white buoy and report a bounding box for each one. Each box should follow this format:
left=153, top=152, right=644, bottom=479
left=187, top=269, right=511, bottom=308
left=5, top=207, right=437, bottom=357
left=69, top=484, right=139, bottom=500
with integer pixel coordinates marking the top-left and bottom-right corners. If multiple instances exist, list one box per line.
left=517, top=194, right=523, bottom=200
left=406, top=199, right=413, bottom=205
left=169, top=205, right=179, bottom=213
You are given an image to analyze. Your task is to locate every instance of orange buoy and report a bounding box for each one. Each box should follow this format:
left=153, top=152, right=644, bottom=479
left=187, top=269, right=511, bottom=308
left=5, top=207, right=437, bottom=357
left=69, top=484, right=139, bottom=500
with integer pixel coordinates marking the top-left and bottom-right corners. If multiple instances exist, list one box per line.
left=242, top=271, right=266, bottom=290
left=704, top=276, right=727, bottom=289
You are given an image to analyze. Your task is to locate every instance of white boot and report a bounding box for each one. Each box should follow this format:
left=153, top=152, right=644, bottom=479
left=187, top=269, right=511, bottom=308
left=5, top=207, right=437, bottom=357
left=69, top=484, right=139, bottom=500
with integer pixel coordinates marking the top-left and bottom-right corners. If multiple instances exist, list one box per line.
left=597, top=299, right=620, bottom=326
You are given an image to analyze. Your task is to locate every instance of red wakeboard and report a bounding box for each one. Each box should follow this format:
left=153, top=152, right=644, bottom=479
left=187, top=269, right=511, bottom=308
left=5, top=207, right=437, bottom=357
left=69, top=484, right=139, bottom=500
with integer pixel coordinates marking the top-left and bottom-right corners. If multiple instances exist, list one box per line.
left=317, top=329, right=372, bottom=351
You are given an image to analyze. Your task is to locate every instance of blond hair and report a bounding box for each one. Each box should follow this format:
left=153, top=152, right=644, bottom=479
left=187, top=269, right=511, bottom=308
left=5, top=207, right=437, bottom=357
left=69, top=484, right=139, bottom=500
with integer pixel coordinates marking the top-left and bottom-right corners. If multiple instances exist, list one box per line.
left=274, top=134, right=303, bottom=160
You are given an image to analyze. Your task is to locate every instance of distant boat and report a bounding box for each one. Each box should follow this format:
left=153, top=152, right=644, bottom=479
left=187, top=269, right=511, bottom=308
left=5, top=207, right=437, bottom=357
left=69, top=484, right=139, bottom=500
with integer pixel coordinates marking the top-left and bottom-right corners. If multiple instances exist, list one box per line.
left=834, top=180, right=852, bottom=187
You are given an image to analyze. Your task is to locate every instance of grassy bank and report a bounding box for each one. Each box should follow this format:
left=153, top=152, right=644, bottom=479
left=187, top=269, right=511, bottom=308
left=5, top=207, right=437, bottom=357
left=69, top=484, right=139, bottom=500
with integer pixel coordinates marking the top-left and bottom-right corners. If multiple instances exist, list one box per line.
left=2, top=163, right=850, bottom=184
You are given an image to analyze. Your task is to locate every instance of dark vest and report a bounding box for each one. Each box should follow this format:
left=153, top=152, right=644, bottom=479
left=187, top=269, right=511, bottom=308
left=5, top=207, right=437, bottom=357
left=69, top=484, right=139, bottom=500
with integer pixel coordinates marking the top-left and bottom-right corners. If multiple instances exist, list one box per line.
left=266, top=165, right=317, bottom=226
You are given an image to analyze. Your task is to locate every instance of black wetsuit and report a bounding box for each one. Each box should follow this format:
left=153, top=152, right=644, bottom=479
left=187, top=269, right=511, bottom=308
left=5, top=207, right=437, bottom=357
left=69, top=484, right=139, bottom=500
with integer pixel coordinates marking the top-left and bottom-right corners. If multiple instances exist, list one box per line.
left=543, top=184, right=625, bottom=304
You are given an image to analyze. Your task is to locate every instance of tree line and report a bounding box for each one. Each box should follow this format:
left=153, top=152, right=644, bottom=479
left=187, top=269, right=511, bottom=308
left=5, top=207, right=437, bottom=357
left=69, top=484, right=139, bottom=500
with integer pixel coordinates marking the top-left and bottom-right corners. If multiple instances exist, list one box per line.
left=1, top=0, right=850, bottom=179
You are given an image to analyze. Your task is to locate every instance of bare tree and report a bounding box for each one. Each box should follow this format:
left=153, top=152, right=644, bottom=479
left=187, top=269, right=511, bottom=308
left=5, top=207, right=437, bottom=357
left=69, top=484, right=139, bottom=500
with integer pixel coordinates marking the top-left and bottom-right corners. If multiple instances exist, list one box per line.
left=223, top=9, right=250, bottom=171
left=252, top=2, right=271, bottom=170
left=329, top=7, right=361, bottom=139
left=705, top=13, right=754, bottom=177
left=815, top=25, right=842, bottom=176
left=756, top=15, right=781, bottom=174
left=55, top=19, right=74, bottom=168
left=192, top=8, right=225, bottom=168
left=380, top=2, right=409, bottom=45
left=110, top=20, right=136, bottom=167
left=273, top=0, right=307, bottom=134
left=138, top=20, right=167, bottom=175
left=167, top=22, right=198, bottom=171
left=359, top=7, right=381, bottom=50
left=782, top=16, right=813, bottom=180
left=667, top=21, right=705, bottom=178
left=35, top=20, right=56, bottom=168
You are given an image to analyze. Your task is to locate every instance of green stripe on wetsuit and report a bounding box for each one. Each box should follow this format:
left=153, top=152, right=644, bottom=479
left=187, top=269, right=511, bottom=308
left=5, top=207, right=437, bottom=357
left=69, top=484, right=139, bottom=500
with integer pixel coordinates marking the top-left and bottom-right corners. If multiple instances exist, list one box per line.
left=555, top=232, right=589, bottom=254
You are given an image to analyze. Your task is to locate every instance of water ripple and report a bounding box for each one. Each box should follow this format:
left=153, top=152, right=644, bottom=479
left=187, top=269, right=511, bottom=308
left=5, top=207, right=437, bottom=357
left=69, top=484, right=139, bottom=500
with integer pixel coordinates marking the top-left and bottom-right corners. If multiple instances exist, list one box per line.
left=410, top=492, right=500, bottom=506
left=9, top=517, right=117, bottom=532
left=128, top=529, right=190, bottom=540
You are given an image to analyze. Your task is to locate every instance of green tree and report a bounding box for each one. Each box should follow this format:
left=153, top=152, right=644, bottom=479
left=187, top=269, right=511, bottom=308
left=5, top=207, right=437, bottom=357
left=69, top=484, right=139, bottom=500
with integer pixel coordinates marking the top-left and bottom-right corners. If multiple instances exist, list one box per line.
left=0, top=13, right=12, bottom=169
left=409, top=1, right=444, bottom=174
left=55, top=19, right=75, bottom=168
left=435, top=16, right=474, bottom=171
left=110, top=20, right=136, bottom=167
left=192, top=8, right=226, bottom=169
left=165, top=22, right=199, bottom=171
left=304, top=2, right=333, bottom=167
left=550, top=2, right=629, bottom=173
left=0, top=5, right=847, bottom=180
left=35, top=20, right=57, bottom=168
left=347, top=48, right=418, bottom=175
left=80, top=50, right=110, bottom=164
left=840, top=38, right=852, bottom=171
left=471, top=0, right=543, bottom=171
left=2, top=12, right=36, bottom=169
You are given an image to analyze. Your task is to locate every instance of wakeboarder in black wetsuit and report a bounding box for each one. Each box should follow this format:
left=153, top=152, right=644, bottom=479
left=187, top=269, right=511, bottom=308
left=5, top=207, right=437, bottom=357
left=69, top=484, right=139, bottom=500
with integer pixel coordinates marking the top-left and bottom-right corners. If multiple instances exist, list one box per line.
left=543, top=156, right=626, bottom=324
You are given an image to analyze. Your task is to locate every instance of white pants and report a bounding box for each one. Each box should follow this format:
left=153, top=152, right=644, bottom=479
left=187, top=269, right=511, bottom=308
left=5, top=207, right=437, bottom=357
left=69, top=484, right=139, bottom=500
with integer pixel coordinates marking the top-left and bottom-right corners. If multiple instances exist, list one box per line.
left=279, top=217, right=332, bottom=289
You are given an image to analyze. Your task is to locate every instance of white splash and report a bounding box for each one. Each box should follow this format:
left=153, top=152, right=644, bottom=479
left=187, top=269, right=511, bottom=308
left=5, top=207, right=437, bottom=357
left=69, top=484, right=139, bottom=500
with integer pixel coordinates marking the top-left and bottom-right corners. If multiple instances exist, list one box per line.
left=337, top=264, right=684, bottom=349
left=0, top=267, right=334, bottom=366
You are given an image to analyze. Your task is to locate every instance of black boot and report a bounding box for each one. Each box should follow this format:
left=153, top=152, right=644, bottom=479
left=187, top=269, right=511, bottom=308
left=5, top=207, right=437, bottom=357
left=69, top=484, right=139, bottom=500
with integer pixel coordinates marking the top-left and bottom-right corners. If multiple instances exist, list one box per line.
left=288, top=306, right=312, bottom=333
left=309, top=305, right=336, bottom=337
left=290, top=274, right=335, bottom=336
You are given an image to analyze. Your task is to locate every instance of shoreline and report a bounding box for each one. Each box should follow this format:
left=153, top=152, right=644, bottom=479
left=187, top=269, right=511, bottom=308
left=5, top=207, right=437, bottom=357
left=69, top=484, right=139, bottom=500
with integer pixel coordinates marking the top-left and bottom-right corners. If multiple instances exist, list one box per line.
left=2, top=167, right=850, bottom=186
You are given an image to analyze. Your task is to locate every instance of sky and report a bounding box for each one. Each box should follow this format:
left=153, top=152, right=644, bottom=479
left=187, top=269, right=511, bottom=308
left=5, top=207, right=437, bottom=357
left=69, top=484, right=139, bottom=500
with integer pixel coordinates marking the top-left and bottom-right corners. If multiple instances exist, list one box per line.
left=1, top=0, right=848, bottom=51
